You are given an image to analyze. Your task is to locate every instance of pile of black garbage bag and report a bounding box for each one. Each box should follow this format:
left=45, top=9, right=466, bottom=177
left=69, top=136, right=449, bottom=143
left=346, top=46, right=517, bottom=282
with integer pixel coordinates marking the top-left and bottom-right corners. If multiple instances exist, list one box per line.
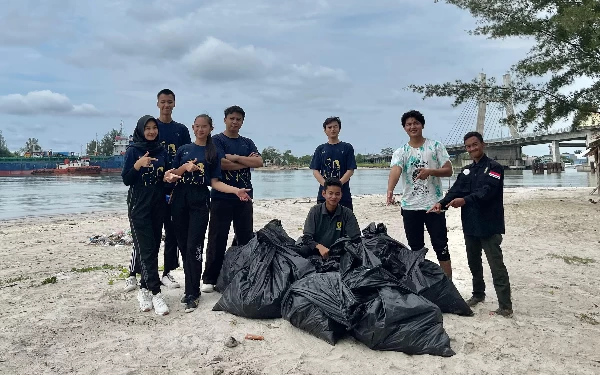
left=213, top=220, right=473, bottom=357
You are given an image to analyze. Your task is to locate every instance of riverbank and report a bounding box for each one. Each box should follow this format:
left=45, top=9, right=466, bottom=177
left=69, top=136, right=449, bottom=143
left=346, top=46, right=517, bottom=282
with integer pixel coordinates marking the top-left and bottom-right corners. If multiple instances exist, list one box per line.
left=1, top=188, right=599, bottom=374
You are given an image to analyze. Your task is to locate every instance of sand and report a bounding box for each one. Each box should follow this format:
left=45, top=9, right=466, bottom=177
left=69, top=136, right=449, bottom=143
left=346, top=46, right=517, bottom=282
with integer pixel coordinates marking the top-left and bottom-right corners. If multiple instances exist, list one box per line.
left=1, top=188, right=599, bottom=375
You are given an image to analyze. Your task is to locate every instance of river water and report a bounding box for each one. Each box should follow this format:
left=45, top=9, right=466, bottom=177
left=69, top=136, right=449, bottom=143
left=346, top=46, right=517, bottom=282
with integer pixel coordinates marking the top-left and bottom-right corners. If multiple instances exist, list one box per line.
left=0, top=168, right=595, bottom=219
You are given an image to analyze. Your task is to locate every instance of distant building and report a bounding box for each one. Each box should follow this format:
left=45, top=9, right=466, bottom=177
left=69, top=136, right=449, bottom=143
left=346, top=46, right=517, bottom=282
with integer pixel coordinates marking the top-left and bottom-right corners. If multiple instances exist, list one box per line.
left=113, top=135, right=132, bottom=156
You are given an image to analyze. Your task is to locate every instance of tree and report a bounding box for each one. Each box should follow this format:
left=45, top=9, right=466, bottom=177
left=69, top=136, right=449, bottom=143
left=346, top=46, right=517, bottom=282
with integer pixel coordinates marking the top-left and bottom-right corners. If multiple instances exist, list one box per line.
left=261, top=146, right=282, bottom=165
left=21, top=138, right=42, bottom=154
left=86, top=129, right=123, bottom=156
left=0, top=130, right=11, bottom=157
left=86, top=140, right=98, bottom=155
left=380, top=147, right=394, bottom=156
left=411, top=1, right=600, bottom=132
left=281, top=149, right=298, bottom=165
left=99, top=129, right=123, bottom=156
left=298, top=155, right=312, bottom=166
left=356, top=153, right=366, bottom=164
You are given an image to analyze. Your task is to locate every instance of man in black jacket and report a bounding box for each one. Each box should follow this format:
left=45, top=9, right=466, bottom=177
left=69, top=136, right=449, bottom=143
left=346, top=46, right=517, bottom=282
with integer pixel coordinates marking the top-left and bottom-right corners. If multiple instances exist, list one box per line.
left=428, top=131, right=513, bottom=317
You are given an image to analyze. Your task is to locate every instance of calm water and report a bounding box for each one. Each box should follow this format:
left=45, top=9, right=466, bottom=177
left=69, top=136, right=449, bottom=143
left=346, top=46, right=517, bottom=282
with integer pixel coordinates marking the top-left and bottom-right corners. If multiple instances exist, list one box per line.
left=0, top=168, right=595, bottom=219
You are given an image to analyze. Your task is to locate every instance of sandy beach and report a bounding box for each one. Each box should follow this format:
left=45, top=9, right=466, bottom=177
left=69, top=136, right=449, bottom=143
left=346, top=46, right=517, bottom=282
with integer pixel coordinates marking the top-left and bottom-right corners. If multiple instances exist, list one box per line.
left=1, top=187, right=599, bottom=375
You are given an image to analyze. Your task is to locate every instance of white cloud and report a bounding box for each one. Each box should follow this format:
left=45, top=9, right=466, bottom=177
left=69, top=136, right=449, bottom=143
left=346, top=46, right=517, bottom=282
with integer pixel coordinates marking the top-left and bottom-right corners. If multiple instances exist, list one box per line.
left=181, top=37, right=275, bottom=82
left=0, top=0, right=554, bottom=156
left=0, top=91, right=102, bottom=116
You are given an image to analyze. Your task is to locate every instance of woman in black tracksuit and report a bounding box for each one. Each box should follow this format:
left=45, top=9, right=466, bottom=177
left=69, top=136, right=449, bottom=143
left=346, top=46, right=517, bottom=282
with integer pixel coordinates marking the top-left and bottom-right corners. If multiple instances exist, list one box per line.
left=170, top=114, right=251, bottom=313
left=122, top=115, right=180, bottom=316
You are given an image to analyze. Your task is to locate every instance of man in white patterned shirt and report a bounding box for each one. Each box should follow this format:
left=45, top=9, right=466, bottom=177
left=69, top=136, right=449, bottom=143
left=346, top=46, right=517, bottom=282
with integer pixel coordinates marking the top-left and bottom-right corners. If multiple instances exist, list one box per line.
left=387, top=110, right=454, bottom=278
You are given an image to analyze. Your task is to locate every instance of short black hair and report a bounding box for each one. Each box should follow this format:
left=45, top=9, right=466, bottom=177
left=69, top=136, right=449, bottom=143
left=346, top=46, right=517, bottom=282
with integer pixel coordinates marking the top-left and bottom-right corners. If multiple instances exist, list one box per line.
left=401, top=110, right=425, bottom=127
left=323, top=116, right=341, bottom=129
left=463, top=131, right=484, bottom=143
left=323, top=177, right=343, bottom=190
left=224, top=105, right=245, bottom=119
left=157, top=89, right=175, bottom=100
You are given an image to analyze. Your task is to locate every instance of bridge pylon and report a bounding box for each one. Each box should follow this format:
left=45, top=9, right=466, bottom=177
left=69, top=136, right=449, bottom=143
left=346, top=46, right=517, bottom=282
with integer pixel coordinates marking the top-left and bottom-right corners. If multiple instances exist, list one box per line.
left=502, top=74, right=520, bottom=138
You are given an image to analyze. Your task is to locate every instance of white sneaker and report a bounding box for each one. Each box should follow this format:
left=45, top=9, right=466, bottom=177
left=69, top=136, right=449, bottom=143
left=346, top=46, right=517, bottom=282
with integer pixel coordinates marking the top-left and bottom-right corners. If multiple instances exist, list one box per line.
left=152, top=293, right=169, bottom=316
left=161, top=273, right=180, bottom=289
left=201, top=283, right=214, bottom=293
left=123, top=276, right=138, bottom=292
left=137, top=289, right=153, bottom=312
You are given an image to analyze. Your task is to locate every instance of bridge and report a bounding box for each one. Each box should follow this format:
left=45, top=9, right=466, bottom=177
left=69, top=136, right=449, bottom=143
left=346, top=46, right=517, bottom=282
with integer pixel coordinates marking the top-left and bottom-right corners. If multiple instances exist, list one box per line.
left=445, top=126, right=595, bottom=155
left=441, top=74, right=599, bottom=167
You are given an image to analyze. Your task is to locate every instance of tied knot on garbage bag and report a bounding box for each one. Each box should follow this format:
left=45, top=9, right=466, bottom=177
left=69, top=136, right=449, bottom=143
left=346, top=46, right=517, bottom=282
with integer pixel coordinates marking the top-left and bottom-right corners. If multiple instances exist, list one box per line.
left=214, top=220, right=473, bottom=357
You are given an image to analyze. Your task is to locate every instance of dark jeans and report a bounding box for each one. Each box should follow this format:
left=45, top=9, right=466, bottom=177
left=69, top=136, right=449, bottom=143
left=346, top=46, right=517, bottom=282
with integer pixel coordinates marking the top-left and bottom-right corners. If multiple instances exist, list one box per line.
left=203, top=199, right=254, bottom=284
left=401, top=209, right=450, bottom=261
left=129, top=193, right=180, bottom=276
left=317, top=199, right=353, bottom=211
left=170, top=186, right=210, bottom=299
left=464, top=234, right=512, bottom=310
left=127, top=189, right=164, bottom=294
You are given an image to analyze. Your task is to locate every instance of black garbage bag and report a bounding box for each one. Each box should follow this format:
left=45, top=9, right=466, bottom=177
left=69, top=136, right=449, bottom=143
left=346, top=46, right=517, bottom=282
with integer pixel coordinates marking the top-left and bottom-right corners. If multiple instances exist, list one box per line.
left=213, top=220, right=315, bottom=319
left=215, top=238, right=258, bottom=293
left=308, top=255, right=341, bottom=273
left=361, top=222, right=422, bottom=285
left=361, top=222, right=473, bottom=316
left=418, top=260, right=473, bottom=316
left=351, top=287, right=455, bottom=357
left=342, top=265, right=409, bottom=303
left=281, top=273, right=363, bottom=345
left=338, top=238, right=382, bottom=278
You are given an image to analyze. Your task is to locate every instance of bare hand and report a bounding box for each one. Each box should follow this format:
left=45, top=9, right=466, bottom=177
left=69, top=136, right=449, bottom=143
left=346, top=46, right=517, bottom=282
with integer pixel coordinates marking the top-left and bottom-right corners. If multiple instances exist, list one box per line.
left=446, top=198, right=466, bottom=208
left=249, top=152, right=260, bottom=157
left=415, top=168, right=431, bottom=180
left=184, top=159, right=198, bottom=172
left=316, top=245, right=329, bottom=258
left=163, top=168, right=181, bottom=183
left=134, top=151, right=158, bottom=170
left=226, top=154, right=240, bottom=162
left=236, top=188, right=252, bottom=201
left=386, top=191, right=395, bottom=205
left=427, top=203, right=442, bottom=213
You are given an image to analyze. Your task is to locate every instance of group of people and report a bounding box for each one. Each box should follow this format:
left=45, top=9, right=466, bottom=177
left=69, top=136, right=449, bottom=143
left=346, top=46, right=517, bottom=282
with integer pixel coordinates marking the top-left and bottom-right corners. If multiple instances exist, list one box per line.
left=121, top=89, right=513, bottom=318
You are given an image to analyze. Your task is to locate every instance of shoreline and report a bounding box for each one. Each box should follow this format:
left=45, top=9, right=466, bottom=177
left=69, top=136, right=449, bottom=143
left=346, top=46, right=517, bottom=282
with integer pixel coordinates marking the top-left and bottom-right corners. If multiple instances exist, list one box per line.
left=0, top=186, right=596, bottom=222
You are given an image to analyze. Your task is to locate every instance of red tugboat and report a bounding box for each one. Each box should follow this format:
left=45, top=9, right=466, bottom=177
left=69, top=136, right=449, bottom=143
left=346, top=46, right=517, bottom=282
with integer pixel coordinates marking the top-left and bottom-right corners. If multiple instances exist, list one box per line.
left=31, top=158, right=102, bottom=175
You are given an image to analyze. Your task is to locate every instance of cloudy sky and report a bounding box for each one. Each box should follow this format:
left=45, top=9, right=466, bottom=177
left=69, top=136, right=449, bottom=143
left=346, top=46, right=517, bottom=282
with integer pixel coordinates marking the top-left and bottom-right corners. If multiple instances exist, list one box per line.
left=0, top=0, right=575, bottom=156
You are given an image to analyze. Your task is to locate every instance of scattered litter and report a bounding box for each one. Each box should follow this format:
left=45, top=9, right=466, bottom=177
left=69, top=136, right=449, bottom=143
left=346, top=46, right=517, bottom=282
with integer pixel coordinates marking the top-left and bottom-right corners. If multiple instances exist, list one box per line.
left=244, top=334, right=264, bottom=341
left=224, top=337, right=239, bottom=348
left=88, top=230, right=133, bottom=247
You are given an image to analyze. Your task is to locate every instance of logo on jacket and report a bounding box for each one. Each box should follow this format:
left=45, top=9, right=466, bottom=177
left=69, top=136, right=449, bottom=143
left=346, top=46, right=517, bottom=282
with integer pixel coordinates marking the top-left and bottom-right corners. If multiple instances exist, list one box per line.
left=336, top=222, right=342, bottom=230
left=489, top=171, right=501, bottom=179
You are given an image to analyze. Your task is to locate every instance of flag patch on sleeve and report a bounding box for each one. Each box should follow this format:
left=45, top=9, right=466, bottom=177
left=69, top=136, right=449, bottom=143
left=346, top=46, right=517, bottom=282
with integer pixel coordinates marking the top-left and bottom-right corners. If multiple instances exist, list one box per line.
left=489, top=171, right=501, bottom=179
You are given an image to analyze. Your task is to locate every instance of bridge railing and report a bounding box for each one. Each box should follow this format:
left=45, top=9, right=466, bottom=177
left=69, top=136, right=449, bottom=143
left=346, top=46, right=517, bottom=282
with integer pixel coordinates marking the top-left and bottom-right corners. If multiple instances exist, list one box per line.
left=446, top=126, right=574, bottom=148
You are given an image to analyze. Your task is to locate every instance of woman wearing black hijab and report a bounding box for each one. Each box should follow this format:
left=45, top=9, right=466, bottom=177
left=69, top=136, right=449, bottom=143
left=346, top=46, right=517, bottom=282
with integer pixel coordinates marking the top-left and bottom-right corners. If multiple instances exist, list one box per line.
left=122, top=115, right=180, bottom=315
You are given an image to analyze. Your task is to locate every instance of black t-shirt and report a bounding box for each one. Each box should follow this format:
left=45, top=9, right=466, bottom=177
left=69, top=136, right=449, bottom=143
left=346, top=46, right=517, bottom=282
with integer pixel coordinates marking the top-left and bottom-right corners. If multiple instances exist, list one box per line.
left=156, top=119, right=191, bottom=162
left=211, top=133, right=259, bottom=200
left=309, top=141, right=357, bottom=203
left=172, top=144, right=222, bottom=186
